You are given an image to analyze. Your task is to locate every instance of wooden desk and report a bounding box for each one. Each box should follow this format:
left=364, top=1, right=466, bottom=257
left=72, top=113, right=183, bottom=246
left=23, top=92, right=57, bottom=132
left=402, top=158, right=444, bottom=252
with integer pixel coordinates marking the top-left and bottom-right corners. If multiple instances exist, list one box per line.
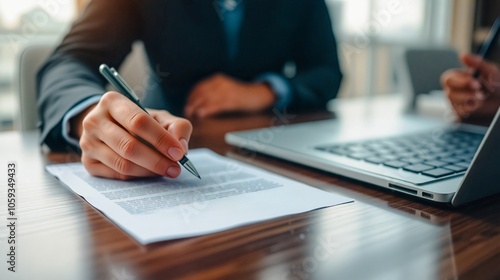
left=1, top=112, right=500, bottom=280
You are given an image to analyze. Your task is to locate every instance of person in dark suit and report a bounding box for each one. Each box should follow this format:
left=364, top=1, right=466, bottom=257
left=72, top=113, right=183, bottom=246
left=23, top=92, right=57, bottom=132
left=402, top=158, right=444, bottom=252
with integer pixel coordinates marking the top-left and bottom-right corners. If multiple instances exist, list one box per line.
left=37, top=0, right=343, bottom=180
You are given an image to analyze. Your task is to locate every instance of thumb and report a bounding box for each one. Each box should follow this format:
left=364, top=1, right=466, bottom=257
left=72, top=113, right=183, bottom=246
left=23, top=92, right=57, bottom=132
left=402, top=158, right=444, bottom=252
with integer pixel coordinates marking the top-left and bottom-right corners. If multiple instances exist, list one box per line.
left=460, top=53, right=482, bottom=68
left=461, top=53, right=498, bottom=77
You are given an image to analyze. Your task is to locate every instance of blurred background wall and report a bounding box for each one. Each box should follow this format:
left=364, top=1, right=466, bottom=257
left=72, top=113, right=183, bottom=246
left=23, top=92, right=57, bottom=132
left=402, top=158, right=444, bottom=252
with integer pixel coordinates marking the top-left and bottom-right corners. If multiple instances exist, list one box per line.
left=0, top=0, right=497, bottom=131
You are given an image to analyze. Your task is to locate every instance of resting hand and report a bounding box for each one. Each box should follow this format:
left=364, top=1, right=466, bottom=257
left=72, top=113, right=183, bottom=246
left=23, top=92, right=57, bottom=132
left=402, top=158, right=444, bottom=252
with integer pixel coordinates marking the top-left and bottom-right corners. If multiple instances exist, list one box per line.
left=184, top=73, right=276, bottom=118
left=74, top=91, right=192, bottom=180
left=441, top=54, right=500, bottom=121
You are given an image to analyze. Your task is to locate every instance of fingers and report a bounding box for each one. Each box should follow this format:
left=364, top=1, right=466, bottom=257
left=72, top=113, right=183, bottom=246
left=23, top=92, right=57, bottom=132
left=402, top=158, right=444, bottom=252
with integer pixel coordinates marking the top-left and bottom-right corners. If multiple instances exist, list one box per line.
left=460, top=53, right=481, bottom=68
left=186, top=79, right=274, bottom=118
left=441, top=66, right=485, bottom=119
left=440, top=54, right=500, bottom=121
left=441, top=69, right=481, bottom=91
left=184, top=92, right=225, bottom=118
left=93, top=118, right=182, bottom=177
left=82, top=159, right=136, bottom=181
left=149, top=109, right=193, bottom=153
left=79, top=91, right=192, bottom=180
left=185, top=89, right=217, bottom=118
left=447, top=89, right=486, bottom=118
left=191, top=106, right=219, bottom=119
left=184, top=89, right=208, bottom=118
left=166, top=120, right=192, bottom=153
left=461, top=53, right=499, bottom=78
left=184, top=74, right=230, bottom=118
left=185, top=80, right=213, bottom=118
left=447, top=89, right=486, bottom=104
left=81, top=143, right=158, bottom=180
left=102, top=92, right=185, bottom=162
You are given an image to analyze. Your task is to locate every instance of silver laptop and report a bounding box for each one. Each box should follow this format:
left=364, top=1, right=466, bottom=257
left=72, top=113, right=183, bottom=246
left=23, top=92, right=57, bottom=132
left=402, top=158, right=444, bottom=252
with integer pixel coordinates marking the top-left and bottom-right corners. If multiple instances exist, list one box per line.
left=225, top=109, right=500, bottom=207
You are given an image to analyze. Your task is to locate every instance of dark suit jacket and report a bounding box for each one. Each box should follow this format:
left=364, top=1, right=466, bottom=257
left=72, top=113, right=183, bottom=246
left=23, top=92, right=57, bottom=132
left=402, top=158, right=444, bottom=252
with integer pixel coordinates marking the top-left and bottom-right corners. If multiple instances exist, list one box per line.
left=37, top=0, right=343, bottom=151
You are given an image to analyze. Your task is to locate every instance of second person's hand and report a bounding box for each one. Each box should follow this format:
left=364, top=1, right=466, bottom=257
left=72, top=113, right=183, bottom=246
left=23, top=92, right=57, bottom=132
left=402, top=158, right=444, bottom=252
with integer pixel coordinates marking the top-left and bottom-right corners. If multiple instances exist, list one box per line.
left=441, top=53, right=500, bottom=121
left=184, top=73, right=276, bottom=118
left=75, top=91, right=192, bottom=180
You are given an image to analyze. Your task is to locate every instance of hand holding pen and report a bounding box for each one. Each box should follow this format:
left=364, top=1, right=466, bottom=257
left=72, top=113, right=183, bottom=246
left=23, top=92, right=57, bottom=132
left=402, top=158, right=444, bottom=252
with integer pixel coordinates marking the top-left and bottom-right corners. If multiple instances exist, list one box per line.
left=441, top=17, right=500, bottom=122
left=74, top=65, right=199, bottom=180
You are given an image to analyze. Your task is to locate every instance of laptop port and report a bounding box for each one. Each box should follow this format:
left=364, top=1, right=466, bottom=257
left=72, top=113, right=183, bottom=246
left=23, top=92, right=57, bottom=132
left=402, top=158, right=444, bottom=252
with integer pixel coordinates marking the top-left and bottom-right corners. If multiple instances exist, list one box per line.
left=422, top=192, right=434, bottom=199
left=388, top=184, right=417, bottom=195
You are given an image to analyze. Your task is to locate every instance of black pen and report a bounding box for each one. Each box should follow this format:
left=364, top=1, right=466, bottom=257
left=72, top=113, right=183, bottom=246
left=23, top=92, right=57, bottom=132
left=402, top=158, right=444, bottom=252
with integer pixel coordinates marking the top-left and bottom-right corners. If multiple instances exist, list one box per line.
left=473, top=17, right=500, bottom=78
left=99, top=64, right=201, bottom=179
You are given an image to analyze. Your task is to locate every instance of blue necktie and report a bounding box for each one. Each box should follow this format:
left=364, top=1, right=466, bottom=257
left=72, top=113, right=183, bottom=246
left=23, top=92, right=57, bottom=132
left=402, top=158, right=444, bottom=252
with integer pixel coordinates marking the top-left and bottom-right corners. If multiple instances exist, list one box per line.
left=216, top=0, right=244, bottom=60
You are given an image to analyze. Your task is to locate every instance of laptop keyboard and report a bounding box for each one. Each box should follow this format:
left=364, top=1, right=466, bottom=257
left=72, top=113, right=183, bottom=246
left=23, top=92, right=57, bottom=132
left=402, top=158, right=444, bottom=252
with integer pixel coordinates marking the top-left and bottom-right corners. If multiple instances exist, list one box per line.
left=315, top=130, right=484, bottom=178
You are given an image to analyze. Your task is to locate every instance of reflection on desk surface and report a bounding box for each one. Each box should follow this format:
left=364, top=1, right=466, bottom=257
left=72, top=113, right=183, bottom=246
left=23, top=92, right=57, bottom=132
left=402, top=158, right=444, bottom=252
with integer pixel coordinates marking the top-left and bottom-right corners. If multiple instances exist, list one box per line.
left=291, top=205, right=456, bottom=280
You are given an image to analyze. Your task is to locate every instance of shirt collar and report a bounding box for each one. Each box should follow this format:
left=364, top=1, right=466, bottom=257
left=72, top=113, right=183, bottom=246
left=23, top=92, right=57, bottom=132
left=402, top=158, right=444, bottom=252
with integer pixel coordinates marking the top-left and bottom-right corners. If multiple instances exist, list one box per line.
left=218, top=0, right=242, bottom=12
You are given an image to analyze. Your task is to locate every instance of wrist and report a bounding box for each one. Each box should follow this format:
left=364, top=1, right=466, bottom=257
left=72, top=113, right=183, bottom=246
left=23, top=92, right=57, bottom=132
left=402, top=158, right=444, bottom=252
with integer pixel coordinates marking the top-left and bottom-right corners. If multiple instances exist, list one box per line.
left=254, top=73, right=292, bottom=111
left=254, top=82, right=276, bottom=110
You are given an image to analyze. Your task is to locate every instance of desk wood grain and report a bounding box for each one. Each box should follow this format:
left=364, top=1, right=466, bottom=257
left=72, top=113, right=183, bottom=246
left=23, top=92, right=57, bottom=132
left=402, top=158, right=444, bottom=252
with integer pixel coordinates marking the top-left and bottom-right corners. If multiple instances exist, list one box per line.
left=1, top=112, right=500, bottom=280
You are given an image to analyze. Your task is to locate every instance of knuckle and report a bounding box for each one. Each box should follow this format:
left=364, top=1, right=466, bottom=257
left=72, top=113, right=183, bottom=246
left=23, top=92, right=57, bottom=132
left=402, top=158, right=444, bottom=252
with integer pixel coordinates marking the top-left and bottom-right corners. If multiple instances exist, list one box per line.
left=178, top=118, right=193, bottom=132
left=113, top=156, right=132, bottom=175
left=81, top=153, right=91, bottom=168
left=99, top=93, right=112, bottom=107
left=79, top=138, right=92, bottom=152
left=154, top=133, right=171, bottom=149
left=118, top=137, right=139, bottom=158
left=99, top=119, right=114, bottom=134
left=128, top=112, right=149, bottom=132
left=82, top=114, right=98, bottom=131
left=148, top=108, right=160, bottom=115
left=101, top=91, right=119, bottom=105
left=160, top=109, right=172, bottom=117
left=440, top=72, right=450, bottom=86
left=81, top=156, right=99, bottom=176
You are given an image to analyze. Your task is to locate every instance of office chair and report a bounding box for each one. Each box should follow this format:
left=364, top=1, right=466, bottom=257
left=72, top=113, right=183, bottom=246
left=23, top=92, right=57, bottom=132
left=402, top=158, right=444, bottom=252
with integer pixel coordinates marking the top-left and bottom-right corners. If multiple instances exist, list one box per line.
left=15, top=42, right=149, bottom=131
left=16, top=44, right=54, bottom=131
left=405, top=48, right=462, bottom=111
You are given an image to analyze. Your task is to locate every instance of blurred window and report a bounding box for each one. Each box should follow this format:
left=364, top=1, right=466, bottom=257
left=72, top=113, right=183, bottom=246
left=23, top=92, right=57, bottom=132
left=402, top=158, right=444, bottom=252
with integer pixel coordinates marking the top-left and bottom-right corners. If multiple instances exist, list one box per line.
left=326, top=0, right=453, bottom=97
left=0, top=0, right=76, bottom=130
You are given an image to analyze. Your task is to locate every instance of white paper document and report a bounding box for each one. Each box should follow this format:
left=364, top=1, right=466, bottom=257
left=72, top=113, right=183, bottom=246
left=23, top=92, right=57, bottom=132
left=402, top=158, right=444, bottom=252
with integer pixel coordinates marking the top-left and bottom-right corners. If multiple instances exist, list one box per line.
left=46, top=149, right=353, bottom=244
